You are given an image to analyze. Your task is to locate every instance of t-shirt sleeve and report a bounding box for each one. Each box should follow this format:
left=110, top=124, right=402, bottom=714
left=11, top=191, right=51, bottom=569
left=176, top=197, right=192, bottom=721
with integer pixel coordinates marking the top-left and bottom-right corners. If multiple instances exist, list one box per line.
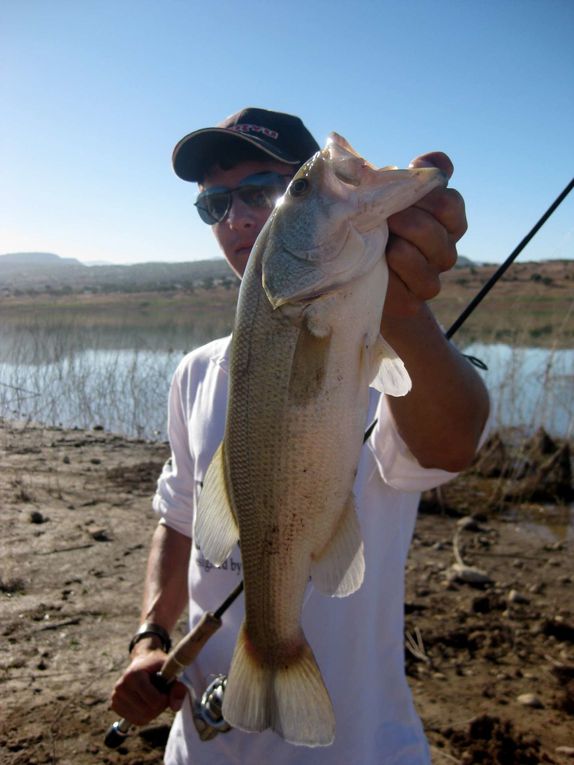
left=152, top=363, right=196, bottom=538
left=367, top=393, right=491, bottom=492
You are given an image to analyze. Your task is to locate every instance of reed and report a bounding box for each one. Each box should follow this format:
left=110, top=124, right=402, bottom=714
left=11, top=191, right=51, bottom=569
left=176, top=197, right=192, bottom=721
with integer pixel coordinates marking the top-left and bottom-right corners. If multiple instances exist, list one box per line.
left=0, top=292, right=572, bottom=442
left=0, top=318, right=199, bottom=440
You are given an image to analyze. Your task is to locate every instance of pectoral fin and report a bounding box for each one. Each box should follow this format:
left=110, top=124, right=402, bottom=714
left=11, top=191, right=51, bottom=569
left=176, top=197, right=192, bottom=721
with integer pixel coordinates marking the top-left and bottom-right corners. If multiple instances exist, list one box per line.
left=311, top=493, right=365, bottom=598
left=370, top=335, right=412, bottom=397
left=195, top=442, right=239, bottom=566
left=288, top=313, right=331, bottom=405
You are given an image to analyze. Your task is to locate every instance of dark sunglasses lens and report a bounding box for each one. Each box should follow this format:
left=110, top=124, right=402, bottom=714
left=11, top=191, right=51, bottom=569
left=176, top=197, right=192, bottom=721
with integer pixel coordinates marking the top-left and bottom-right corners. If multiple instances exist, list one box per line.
left=195, top=173, right=291, bottom=225
left=237, top=174, right=291, bottom=209
left=237, top=185, right=281, bottom=209
left=195, top=191, right=231, bottom=225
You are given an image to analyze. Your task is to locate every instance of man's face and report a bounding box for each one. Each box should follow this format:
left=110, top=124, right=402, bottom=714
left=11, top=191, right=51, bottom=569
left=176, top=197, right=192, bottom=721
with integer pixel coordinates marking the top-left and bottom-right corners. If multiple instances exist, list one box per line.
left=201, top=159, right=295, bottom=278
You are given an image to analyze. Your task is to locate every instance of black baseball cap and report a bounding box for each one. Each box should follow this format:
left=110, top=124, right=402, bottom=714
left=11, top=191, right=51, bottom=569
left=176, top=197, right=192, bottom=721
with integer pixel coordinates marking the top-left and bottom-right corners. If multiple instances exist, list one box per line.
left=172, top=107, right=320, bottom=182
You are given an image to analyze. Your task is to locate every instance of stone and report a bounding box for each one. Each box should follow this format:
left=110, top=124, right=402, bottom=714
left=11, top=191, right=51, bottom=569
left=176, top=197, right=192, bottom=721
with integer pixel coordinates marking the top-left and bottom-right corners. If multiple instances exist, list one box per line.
left=517, top=692, right=544, bottom=708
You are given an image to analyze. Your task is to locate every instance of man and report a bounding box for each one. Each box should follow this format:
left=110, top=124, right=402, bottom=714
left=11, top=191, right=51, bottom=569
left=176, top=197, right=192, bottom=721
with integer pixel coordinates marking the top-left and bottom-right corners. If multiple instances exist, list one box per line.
left=111, top=107, right=489, bottom=764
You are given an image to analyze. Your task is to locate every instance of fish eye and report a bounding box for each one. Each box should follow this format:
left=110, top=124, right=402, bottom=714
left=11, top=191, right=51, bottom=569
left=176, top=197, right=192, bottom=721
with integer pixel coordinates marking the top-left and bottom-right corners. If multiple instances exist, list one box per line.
left=289, top=178, right=310, bottom=197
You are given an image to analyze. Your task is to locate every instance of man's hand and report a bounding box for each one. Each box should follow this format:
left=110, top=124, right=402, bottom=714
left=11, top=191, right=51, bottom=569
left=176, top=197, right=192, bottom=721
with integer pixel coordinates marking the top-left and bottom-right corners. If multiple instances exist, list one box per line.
left=384, top=152, right=467, bottom=318
left=110, top=647, right=187, bottom=727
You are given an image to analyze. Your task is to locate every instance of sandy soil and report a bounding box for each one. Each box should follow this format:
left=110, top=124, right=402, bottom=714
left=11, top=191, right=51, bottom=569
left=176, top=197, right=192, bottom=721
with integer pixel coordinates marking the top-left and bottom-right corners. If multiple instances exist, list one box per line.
left=0, top=419, right=572, bottom=764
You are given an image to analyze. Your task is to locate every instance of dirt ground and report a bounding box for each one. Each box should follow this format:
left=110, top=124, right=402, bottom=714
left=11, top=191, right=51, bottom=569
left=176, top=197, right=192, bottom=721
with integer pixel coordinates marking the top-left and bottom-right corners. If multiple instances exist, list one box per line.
left=0, top=419, right=572, bottom=764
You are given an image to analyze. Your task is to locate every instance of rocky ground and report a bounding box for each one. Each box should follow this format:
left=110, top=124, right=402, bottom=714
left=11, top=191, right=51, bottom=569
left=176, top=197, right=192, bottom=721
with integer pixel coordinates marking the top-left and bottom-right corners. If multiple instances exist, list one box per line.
left=0, top=419, right=572, bottom=764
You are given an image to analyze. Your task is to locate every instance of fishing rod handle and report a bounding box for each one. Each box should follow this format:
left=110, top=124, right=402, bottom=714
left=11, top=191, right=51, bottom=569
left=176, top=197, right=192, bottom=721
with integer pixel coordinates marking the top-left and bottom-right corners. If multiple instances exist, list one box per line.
left=104, top=612, right=222, bottom=749
left=162, top=612, right=221, bottom=679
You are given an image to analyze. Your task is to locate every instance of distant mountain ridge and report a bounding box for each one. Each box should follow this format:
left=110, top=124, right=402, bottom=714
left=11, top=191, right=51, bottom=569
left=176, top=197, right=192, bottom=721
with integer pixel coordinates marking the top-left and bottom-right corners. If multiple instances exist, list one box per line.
left=0, top=251, right=237, bottom=294
left=0, top=252, right=83, bottom=267
left=0, top=251, right=517, bottom=297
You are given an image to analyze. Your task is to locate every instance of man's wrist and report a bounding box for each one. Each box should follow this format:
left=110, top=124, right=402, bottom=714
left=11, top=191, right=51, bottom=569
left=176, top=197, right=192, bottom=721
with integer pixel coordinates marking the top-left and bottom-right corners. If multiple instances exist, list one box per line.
left=128, top=622, right=172, bottom=655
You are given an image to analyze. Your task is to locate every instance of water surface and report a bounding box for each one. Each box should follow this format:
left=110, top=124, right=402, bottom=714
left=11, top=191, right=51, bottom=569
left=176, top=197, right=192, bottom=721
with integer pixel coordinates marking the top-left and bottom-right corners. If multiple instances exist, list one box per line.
left=1, top=324, right=572, bottom=441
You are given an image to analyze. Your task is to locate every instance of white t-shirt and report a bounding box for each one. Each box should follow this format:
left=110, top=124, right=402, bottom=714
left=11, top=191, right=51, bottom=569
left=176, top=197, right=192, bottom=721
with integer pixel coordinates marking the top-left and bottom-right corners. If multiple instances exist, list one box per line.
left=153, top=335, right=458, bottom=765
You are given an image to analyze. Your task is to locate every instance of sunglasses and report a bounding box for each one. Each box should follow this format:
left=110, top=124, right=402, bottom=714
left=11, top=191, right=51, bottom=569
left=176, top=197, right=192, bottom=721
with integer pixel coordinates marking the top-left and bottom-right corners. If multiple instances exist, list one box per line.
left=195, top=172, right=293, bottom=225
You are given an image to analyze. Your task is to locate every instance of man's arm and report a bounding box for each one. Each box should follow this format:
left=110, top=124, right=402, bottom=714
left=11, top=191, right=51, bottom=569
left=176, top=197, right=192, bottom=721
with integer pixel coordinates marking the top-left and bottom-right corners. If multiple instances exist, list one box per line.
left=110, top=524, right=191, bottom=725
left=381, top=306, right=489, bottom=472
left=381, top=152, right=490, bottom=472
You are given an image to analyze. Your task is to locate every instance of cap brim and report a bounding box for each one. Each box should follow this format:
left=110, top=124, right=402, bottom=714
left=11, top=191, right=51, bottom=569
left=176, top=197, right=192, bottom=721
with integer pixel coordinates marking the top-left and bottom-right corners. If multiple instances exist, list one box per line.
left=172, top=128, right=300, bottom=182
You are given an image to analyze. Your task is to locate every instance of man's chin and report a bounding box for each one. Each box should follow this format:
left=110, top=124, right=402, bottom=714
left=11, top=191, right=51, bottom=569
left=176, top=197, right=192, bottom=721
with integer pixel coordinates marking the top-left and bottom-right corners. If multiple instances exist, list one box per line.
left=227, top=249, right=251, bottom=278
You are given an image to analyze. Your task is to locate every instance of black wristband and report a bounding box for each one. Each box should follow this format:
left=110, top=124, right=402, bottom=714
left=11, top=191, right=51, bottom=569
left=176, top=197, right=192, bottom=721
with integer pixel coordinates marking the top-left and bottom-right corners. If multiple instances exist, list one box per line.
left=128, top=622, right=172, bottom=654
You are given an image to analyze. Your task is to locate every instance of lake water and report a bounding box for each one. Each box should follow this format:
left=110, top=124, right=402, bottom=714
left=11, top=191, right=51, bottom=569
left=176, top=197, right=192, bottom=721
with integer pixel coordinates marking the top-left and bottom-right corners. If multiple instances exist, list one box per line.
left=0, top=325, right=572, bottom=442
left=463, top=342, right=573, bottom=440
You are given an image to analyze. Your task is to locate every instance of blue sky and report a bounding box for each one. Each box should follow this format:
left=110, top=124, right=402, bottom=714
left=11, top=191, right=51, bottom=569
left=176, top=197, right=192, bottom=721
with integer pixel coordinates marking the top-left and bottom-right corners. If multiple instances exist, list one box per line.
left=1, top=0, right=572, bottom=266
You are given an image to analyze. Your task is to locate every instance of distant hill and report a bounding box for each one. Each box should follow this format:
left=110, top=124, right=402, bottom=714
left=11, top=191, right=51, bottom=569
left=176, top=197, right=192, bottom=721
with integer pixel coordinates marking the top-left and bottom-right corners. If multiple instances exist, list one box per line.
left=0, top=250, right=563, bottom=297
left=0, top=252, right=237, bottom=294
left=0, top=252, right=83, bottom=267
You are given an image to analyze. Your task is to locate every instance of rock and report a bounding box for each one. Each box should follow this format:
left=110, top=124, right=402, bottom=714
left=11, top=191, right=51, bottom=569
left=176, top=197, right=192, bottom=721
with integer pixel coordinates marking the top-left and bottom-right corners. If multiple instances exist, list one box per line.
left=555, top=746, right=574, bottom=757
left=448, top=563, right=492, bottom=586
left=543, top=618, right=574, bottom=643
left=517, top=692, right=544, bottom=708
left=508, top=589, right=530, bottom=605
left=87, top=526, right=111, bottom=542
left=28, top=510, right=47, bottom=524
left=457, top=515, right=482, bottom=532
left=471, top=595, right=493, bottom=614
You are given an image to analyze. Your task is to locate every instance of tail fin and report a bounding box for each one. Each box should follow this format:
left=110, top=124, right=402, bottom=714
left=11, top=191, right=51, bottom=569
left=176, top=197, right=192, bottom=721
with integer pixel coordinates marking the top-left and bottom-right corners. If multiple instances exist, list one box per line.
left=222, top=623, right=335, bottom=747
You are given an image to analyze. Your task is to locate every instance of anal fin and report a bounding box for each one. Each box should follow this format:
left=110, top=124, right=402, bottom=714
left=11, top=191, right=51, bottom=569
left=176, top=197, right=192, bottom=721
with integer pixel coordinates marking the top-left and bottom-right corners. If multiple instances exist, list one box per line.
left=310, top=493, right=365, bottom=598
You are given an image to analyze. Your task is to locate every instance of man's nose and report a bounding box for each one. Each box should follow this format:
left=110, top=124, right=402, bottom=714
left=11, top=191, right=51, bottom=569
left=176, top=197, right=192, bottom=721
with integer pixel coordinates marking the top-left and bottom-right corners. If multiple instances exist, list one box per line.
left=225, top=194, right=256, bottom=228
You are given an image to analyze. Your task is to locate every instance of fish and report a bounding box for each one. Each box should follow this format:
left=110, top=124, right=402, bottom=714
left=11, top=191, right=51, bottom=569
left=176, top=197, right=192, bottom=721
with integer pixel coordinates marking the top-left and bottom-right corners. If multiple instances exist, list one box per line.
left=195, top=133, right=447, bottom=746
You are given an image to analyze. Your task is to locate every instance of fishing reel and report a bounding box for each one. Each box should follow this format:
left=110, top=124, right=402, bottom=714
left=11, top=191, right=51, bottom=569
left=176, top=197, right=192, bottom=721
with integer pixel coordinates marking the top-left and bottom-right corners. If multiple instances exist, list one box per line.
left=192, top=674, right=232, bottom=741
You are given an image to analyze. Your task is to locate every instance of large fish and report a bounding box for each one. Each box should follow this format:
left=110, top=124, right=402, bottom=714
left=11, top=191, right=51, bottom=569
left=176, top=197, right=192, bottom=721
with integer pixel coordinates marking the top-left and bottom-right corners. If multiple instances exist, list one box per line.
left=195, top=134, right=446, bottom=746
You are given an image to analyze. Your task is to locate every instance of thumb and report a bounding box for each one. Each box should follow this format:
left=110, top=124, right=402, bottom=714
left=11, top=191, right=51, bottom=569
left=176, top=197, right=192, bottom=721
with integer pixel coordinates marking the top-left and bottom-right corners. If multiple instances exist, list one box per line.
left=409, top=151, right=454, bottom=180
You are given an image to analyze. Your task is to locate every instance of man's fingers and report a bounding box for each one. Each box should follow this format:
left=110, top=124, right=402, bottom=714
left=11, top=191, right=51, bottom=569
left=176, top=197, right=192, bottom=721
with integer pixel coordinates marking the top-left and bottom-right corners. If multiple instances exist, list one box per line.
left=168, top=680, right=187, bottom=712
left=415, top=187, right=468, bottom=244
left=386, top=237, right=441, bottom=304
left=387, top=206, right=456, bottom=272
left=383, top=149, right=467, bottom=320
left=111, top=666, right=170, bottom=726
left=409, top=151, right=454, bottom=180
left=408, top=152, right=467, bottom=243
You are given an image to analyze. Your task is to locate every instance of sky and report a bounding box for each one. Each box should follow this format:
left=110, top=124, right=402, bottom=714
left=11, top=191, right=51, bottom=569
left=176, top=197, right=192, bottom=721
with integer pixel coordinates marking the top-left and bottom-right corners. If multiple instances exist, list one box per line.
left=1, top=0, right=573, bottom=267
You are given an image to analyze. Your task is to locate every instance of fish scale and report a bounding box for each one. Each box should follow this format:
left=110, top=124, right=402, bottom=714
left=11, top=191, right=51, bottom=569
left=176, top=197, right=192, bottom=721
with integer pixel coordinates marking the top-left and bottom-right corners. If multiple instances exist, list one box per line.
left=195, top=133, right=447, bottom=746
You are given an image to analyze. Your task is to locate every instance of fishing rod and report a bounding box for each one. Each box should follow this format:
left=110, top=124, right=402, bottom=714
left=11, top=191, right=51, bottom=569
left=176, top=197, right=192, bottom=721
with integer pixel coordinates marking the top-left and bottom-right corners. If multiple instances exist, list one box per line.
left=104, top=176, right=573, bottom=748
left=446, top=177, right=574, bottom=339
left=104, top=580, right=243, bottom=749
left=365, top=176, right=574, bottom=437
